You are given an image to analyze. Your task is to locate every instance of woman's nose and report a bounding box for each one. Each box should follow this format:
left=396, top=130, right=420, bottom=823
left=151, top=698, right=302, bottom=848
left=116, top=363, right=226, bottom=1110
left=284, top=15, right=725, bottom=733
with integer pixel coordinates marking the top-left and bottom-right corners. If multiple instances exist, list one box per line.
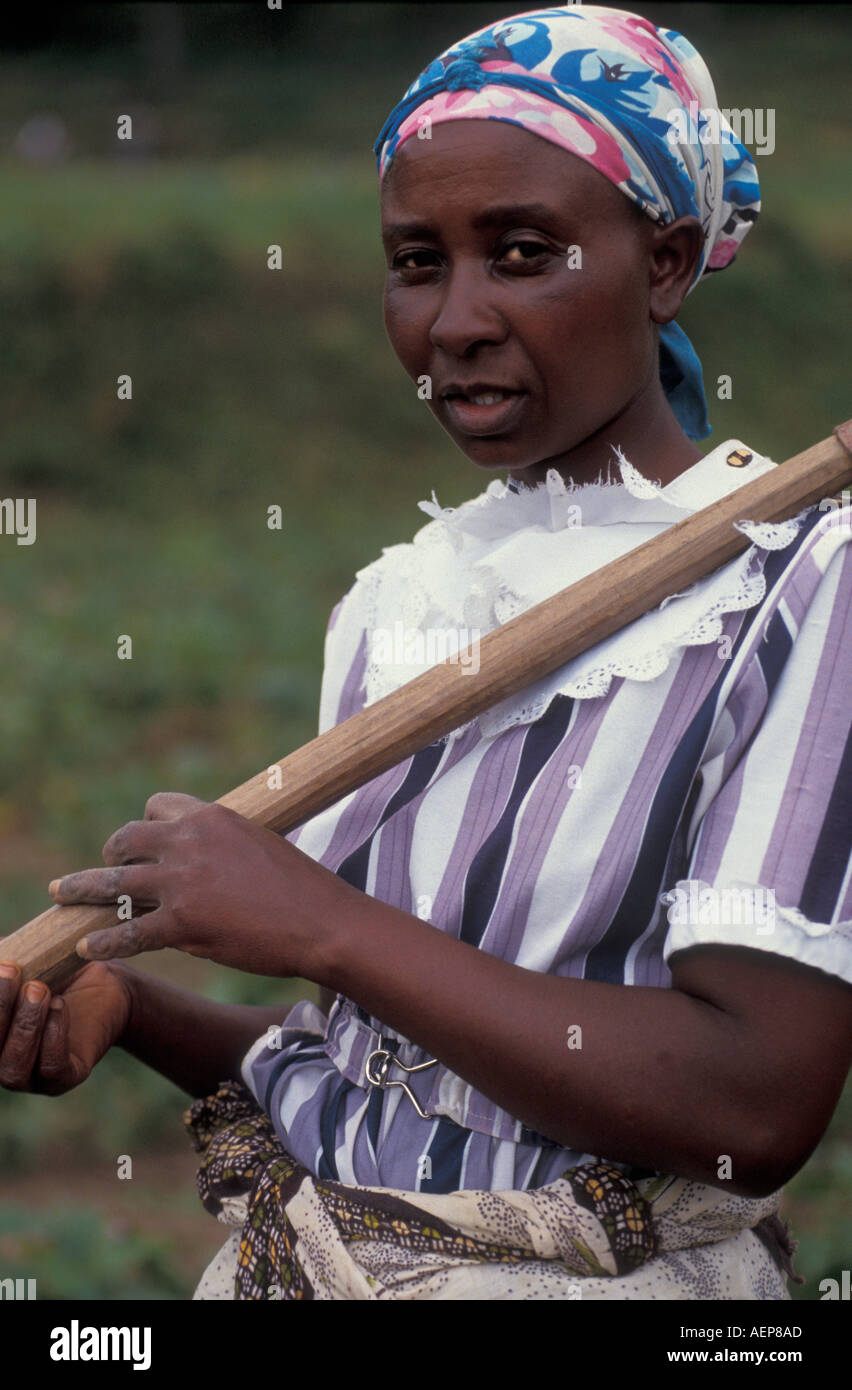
left=428, top=264, right=509, bottom=357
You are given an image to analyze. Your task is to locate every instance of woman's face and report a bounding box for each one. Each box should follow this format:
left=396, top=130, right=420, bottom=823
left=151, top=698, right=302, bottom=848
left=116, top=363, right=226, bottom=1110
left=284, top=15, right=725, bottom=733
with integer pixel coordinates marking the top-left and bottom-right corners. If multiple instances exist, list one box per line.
left=380, top=119, right=701, bottom=486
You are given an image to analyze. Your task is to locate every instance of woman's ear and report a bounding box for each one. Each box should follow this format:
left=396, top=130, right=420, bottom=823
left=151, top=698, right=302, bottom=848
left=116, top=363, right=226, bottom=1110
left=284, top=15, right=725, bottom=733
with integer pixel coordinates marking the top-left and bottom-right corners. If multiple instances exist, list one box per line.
left=647, top=216, right=704, bottom=325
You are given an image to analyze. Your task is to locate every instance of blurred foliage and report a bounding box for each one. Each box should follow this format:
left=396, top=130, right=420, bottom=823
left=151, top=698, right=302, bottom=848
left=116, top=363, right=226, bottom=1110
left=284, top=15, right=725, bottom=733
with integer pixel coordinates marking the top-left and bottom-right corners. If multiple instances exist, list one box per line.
left=0, top=1202, right=186, bottom=1299
left=785, top=1115, right=852, bottom=1301
left=0, top=2, right=849, bottom=1299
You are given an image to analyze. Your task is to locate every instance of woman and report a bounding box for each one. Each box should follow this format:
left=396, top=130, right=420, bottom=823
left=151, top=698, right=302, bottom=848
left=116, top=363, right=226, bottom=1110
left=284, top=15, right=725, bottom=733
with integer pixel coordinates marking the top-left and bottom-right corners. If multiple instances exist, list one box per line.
left=1, top=6, right=850, bottom=1300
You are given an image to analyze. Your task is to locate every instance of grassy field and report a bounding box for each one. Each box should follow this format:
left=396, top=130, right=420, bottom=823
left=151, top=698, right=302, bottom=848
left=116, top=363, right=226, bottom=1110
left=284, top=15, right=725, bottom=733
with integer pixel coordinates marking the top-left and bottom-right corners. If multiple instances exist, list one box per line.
left=0, top=3, right=849, bottom=1298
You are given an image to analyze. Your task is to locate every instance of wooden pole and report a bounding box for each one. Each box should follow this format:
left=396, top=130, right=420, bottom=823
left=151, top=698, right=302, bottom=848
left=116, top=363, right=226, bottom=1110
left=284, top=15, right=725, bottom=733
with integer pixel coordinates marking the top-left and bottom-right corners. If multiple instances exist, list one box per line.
left=4, top=423, right=852, bottom=989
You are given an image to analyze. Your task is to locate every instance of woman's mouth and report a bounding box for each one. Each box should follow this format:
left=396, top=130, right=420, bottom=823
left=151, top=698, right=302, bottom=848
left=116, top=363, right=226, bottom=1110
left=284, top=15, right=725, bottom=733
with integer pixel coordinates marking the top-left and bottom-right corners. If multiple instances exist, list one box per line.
left=441, top=388, right=529, bottom=437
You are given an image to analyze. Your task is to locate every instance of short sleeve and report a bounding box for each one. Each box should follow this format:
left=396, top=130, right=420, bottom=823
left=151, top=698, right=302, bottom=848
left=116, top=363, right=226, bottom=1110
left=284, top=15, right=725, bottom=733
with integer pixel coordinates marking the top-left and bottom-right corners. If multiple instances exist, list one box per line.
left=661, top=512, right=852, bottom=985
left=317, top=582, right=369, bottom=735
left=280, top=581, right=366, bottom=867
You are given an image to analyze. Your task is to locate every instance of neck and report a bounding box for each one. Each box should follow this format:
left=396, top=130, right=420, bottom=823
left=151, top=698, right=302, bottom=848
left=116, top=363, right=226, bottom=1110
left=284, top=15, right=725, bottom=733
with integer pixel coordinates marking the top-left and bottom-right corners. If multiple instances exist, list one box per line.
left=509, top=385, right=704, bottom=491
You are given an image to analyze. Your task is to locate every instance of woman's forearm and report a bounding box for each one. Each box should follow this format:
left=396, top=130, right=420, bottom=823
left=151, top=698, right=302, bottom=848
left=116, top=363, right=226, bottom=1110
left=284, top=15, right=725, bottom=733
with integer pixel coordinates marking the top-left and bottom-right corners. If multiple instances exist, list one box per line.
left=66, top=812, right=787, bottom=1191
left=312, top=893, right=769, bottom=1196
left=115, top=965, right=290, bottom=1098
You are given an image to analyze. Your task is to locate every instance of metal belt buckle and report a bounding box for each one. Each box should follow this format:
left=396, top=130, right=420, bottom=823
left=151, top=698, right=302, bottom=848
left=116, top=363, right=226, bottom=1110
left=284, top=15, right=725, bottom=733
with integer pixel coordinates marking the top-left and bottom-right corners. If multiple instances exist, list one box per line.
left=365, top=1033, right=438, bottom=1120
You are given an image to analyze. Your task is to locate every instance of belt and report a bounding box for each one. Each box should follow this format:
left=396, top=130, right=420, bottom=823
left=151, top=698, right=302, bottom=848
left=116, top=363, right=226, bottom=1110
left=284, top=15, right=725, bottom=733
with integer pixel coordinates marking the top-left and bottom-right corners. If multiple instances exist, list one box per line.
left=365, top=1033, right=439, bottom=1119
left=325, top=998, right=555, bottom=1144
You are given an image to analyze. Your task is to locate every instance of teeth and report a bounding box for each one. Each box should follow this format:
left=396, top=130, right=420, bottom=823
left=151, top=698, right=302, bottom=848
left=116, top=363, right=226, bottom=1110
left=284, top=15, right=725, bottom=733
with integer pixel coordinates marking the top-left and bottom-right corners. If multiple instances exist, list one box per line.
left=468, top=391, right=506, bottom=405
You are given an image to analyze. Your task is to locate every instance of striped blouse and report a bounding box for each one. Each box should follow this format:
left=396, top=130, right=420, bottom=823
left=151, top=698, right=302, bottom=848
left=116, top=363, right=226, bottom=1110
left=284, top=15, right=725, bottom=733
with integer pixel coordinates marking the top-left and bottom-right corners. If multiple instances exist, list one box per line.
left=242, top=438, right=852, bottom=1195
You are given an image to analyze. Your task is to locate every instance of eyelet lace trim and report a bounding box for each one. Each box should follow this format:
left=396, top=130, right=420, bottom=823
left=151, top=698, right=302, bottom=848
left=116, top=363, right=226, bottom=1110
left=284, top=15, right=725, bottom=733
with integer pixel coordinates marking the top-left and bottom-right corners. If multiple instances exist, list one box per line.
left=661, top=879, right=852, bottom=986
left=353, top=443, right=817, bottom=739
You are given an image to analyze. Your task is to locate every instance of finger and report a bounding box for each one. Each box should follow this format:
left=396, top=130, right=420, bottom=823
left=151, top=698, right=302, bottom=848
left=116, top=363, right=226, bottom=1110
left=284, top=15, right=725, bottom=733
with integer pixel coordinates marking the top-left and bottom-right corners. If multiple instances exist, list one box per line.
left=0, top=981, right=51, bottom=1090
left=101, top=818, right=164, bottom=867
left=0, top=961, right=23, bottom=1051
left=76, top=909, right=168, bottom=963
left=48, top=864, right=160, bottom=908
left=34, top=997, right=75, bottom=1094
left=144, top=792, right=210, bottom=822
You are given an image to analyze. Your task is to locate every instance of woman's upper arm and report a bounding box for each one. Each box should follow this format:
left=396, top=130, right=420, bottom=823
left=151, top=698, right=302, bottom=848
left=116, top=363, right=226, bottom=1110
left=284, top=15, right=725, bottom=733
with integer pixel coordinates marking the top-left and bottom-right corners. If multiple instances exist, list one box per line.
left=658, top=523, right=852, bottom=1192
left=670, top=943, right=852, bottom=1192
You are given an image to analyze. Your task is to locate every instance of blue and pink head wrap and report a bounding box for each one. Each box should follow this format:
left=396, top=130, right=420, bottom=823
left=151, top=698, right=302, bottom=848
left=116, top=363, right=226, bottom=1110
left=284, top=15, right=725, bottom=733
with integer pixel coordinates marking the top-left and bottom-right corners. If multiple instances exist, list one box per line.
left=374, top=5, right=761, bottom=440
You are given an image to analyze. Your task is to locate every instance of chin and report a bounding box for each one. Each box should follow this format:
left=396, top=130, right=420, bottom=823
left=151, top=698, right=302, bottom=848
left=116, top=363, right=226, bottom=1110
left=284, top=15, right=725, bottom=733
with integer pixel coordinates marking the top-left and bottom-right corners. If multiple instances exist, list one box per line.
left=450, top=434, right=542, bottom=472
left=466, top=455, right=520, bottom=472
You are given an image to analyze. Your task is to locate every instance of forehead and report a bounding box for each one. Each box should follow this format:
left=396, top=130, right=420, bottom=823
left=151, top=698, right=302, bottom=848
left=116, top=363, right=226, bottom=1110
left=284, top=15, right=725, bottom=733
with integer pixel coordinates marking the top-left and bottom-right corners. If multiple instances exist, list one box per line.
left=380, top=119, right=630, bottom=222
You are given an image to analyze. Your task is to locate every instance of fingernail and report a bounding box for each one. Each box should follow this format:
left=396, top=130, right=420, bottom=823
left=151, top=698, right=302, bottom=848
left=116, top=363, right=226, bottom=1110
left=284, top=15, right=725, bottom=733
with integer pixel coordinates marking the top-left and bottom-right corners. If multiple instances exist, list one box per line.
left=25, top=982, right=47, bottom=1003
left=48, top=879, right=60, bottom=895
left=0, top=963, right=19, bottom=979
left=79, top=931, right=113, bottom=958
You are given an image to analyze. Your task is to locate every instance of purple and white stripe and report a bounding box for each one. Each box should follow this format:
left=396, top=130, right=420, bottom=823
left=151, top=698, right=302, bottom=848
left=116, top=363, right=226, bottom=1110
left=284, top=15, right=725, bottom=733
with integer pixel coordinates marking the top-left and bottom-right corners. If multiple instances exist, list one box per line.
left=243, top=504, right=852, bottom=1193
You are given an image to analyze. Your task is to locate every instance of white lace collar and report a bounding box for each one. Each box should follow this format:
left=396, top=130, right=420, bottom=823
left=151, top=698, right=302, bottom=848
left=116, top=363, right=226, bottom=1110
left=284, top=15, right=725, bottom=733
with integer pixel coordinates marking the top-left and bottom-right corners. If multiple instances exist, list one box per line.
left=353, top=439, right=815, bottom=739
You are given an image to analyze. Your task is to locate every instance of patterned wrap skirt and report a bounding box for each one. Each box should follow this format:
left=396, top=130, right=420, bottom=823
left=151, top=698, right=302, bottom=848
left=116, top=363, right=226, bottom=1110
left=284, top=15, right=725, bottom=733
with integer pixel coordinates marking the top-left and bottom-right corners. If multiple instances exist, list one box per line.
left=186, top=1080, right=800, bottom=1301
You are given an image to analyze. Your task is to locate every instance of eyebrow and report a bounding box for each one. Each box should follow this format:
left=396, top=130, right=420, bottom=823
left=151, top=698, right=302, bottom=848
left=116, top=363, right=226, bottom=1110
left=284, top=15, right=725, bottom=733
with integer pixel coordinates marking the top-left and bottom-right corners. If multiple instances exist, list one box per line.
left=381, top=201, right=562, bottom=244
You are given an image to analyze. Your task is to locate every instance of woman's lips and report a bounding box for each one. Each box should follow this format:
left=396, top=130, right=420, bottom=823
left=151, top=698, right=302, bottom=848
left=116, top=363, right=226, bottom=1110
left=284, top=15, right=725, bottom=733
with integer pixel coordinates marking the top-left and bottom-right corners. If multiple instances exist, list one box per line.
left=442, top=390, right=529, bottom=436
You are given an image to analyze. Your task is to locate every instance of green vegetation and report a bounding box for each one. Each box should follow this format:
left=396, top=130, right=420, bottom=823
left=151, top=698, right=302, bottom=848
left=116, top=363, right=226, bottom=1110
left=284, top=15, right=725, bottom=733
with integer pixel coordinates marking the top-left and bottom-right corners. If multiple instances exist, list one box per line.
left=0, top=3, right=849, bottom=1300
left=0, top=1202, right=187, bottom=1300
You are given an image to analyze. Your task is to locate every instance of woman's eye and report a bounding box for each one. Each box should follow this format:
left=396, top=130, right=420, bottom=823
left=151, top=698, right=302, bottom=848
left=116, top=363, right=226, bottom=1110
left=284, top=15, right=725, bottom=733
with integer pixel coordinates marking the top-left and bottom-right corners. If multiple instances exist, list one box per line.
left=391, top=249, right=438, bottom=271
left=501, top=239, right=549, bottom=263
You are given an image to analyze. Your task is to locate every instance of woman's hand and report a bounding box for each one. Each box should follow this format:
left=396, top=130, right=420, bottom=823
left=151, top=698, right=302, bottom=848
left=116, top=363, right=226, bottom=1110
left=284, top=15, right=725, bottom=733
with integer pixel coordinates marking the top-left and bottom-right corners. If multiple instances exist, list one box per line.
left=0, top=943, right=133, bottom=1095
left=47, top=792, right=331, bottom=979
